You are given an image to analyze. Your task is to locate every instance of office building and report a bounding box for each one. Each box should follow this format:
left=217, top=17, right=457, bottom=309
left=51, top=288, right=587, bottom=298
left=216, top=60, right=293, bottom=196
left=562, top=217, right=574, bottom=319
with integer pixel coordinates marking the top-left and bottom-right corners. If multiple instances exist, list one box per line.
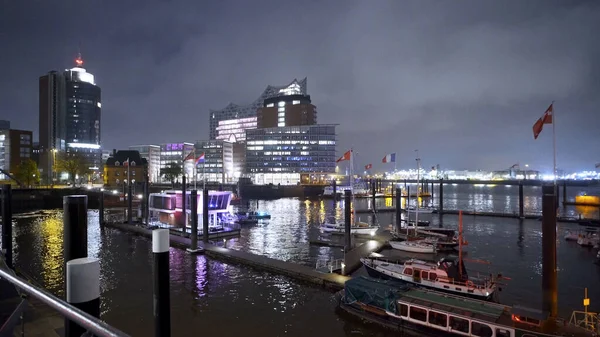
left=32, top=142, right=41, bottom=166
left=160, top=143, right=194, bottom=183
left=258, top=93, right=316, bottom=128
left=129, top=145, right=161, bottom=183
left=104, top=150, right=148, bottom=188
left=209, top=78, right=307, bottom=141
left=39, top=54, right=102, bottom=183
left=0, top=125, right=33, bottom=180
left=194, top=140, right=233, bottom=184
left=245, top=125, right=337, bottom=185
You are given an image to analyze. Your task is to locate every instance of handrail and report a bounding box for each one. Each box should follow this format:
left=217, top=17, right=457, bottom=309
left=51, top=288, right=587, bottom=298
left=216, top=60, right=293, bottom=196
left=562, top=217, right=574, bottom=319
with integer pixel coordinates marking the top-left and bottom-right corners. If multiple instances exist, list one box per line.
left=0, top=267, right=130, bottom=337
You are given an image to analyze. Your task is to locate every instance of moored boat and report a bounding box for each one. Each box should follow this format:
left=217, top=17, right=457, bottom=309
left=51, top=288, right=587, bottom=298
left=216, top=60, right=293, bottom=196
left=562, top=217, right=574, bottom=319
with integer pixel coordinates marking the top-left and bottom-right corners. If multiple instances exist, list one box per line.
left=338, top=276, right=596, bottom=337
left=389, top=240, right=436, bottom=254
left=321, top=221, right=378, bottom=236
left=361, top=256, right=499, bottom=301
left=402, top=219, right=431, bottom=227
left=407, top=206, right=435, bottom=214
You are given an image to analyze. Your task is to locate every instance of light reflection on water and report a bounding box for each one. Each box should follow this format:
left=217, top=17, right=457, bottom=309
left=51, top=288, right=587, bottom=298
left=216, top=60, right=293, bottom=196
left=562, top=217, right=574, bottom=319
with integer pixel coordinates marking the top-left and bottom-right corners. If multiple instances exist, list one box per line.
left=8, top=185, right=600, bottom=336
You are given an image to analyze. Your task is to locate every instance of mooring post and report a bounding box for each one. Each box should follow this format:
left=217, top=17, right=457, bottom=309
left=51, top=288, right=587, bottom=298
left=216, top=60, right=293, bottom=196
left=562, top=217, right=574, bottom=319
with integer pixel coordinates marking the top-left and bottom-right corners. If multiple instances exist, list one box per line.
left=431, top=182, right=434, bottom=201
left=395, top=187, right=402, bottom=233
left=541, top=185, right=558, bottom=318
left=406, top=186, right=410, bottom=210
left=182, top=175, right=187, bottom=228
left=371, top=179, right=376, bottom=212
left=99, top=191, right=105, bottom=226
left=562, top=180, right=567, bottom=205
left=63, top=196, right=88, bottom=264
left=203, top=188, right=209, bottom=243
left=1, top=184, right=13, bottom=269
left=190, top=190, right=198, bottom=251
left=65, top=257, right=100, bottom=337
left=152, top=229, right=171, bottom=337
left=344, top=190, right=352, bottom=252
left=332, top=179, right=337, bottom=201
left=143, top=180, right=149, bottom=223
left=127, top=183, right=133, bottom=224
left=438, top=179, right=444, bottom=216
left=518, top=182, right=524, bottom=219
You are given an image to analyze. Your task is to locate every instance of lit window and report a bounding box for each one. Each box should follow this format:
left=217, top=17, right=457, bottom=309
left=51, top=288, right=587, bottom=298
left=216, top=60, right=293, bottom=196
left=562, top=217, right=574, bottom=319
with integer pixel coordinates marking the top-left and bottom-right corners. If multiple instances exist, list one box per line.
left=292, top=100, right=300, bottom=105
left=278, top=101, right=285, bottom=107
left=266, top=103, right=274, bottom=107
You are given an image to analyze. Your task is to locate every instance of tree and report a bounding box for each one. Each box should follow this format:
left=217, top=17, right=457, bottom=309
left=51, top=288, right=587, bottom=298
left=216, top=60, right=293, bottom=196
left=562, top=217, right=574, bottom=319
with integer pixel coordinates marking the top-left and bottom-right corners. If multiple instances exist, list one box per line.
left=55, top=152, right=89, bottom=184
left=14, top=159, right=40, bottom=187
left=161, top=162, right=182, bottom=187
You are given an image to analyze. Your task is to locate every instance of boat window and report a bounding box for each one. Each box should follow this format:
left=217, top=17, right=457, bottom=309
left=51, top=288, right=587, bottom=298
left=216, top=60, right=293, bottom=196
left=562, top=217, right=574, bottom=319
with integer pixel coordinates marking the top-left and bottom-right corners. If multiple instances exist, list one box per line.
left=496, top=328, right=512, bottom=337
left=421, top=271, right=429, bottom=279
left=404, top=268, right=413, bottom=276
left=511, top=315, right=541, bottom=326
left=449, top=316, right=469, bottom=334
left=429, top=273, right=437, bottom=281
left=428, top=311, right=447, bottom=328
left=400, top=304, right=408, bottom=317
left=409, top=306, right=427, bottom=322
left=471, top=321, right=493, bottom=337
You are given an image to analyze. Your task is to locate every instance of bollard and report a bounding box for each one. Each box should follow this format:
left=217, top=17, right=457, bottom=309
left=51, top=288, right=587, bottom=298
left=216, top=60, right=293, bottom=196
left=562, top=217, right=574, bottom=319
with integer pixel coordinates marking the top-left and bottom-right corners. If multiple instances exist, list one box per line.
left=99, top=191, right=104, bottom=226
left=127, top=184, right=133, bottom=224
left=395, top=187, right=402, bottom=234
left=371, top=179, right=376, bottom=211
left=182, top=175, right=187, bottom=228
left=541, top=185, right=557, bottom=318
left=438, top=179, right=444, bottom=216
left=65, top=257, right=100, bottom=337
left=1, top=185, right=13, bottom=269
left=518, top=182, right=524, bottom=219
left=63, top=196, right=88, bottom=264
left=152, top=229, right=171, bottom=337
left=203, top=188, right=209, bottom=243
left=344, top=190, right=352, bottom=251
left=189, top=190, right=198, bottom=252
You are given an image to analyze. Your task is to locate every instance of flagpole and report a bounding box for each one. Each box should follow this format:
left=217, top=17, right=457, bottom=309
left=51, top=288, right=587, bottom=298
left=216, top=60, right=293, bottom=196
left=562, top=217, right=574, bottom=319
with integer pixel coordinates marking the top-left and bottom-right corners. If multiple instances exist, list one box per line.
left=552, top=100, right=557, bottom=190
left=203, top=160, right=206, bottom=192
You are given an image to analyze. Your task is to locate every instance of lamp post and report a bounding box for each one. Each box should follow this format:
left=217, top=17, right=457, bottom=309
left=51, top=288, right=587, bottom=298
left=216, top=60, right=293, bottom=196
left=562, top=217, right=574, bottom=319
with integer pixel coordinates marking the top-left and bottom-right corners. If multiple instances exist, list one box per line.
left=51, top=148, right=57, bottom=186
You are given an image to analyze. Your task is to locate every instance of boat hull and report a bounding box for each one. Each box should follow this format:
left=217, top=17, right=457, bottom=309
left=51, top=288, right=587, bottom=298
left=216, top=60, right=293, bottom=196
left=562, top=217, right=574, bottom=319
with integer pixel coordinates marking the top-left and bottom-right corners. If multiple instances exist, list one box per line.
left=389, top=240, right=436, bottom=254
left=322, top=226, right=377, bottom=235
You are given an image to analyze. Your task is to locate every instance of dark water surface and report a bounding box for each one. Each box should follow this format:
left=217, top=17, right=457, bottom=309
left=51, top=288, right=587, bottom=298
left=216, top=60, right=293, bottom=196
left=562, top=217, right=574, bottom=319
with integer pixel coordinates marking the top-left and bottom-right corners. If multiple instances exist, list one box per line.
left=9, top=184, right=600, bottom=336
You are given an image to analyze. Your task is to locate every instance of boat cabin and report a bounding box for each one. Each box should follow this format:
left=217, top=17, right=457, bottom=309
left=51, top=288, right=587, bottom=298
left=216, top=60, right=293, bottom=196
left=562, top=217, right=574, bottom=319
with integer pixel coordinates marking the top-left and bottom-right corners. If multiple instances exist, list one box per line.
left=148, top=190, right=232, bottom=227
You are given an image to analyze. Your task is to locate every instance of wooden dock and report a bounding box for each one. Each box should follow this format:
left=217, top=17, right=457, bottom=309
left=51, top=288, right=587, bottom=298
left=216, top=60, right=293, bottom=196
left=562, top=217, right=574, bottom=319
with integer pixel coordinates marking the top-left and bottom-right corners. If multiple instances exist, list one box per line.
left=105, top=223, right=352, bottom=290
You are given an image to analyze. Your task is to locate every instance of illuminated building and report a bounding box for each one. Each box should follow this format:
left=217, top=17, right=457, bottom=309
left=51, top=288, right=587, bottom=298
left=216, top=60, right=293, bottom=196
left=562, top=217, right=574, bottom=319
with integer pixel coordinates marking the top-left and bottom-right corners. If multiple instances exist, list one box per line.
left=194, top=140, right=233, bottom=184
left=129, top=145, right=161, bottom=183
left=215, top=117, right=257, bottom=142
left=39, top=53, right=102, bottom=183
left=258, top=93, right=316, bottom=128
left=0, top=121, right=33, bottom=180
left=209, top=78, right=307, bottom=140
left=104, top=150, right=148, bottom=188
left=160, top=142, right=195, bottom=183
left=245, top=125, right=336, bottom=185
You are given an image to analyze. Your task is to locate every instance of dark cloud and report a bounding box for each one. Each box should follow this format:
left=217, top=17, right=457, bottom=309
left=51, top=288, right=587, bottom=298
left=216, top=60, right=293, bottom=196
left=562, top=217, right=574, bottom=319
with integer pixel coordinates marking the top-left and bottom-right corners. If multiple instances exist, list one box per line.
left=1, top=0, right=598, bottom=172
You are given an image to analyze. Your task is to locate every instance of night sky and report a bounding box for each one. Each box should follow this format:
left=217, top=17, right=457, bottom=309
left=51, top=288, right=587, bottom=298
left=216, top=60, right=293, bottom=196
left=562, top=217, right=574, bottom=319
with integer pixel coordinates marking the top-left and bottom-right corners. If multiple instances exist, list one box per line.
left=1, top=1, right=599, bottom=172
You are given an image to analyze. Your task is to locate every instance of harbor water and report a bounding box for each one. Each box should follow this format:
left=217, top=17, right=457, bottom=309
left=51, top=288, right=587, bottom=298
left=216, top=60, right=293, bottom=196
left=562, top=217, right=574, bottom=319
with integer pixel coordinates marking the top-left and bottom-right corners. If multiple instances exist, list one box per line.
left=9, top=184, right=600, bottom=336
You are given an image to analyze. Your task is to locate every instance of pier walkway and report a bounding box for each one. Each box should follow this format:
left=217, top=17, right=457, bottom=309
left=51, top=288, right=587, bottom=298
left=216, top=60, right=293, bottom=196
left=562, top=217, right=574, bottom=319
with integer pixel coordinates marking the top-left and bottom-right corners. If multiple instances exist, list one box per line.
left=343, top=238, right=388, bottom=274
left=106, top=223, right=352, bottom=290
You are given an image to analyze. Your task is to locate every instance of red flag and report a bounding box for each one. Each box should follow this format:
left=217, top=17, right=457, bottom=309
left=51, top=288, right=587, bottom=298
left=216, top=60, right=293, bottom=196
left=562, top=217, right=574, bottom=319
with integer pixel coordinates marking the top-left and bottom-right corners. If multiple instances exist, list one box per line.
left=533, top=103, right=553, bottom=139
left=336, top=150, right=352, bottom=163
left=365, top=163, right=372, bottom=170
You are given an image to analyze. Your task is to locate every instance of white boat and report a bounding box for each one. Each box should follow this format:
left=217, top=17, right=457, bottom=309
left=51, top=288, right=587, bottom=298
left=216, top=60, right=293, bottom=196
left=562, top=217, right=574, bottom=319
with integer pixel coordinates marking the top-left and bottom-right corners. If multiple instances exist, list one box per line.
left=578, top=235, right=599, bottom=247
left=564, top=230, right=580, bottom=241
left=361, top=256, right=498, bottom=301
left=321, top=222, right=378, bottom=235
left=407, top=206, right=435, bottom=214
left=323, top=184, right=368, bottom=196
left=389, top=240, right=436, bottom=254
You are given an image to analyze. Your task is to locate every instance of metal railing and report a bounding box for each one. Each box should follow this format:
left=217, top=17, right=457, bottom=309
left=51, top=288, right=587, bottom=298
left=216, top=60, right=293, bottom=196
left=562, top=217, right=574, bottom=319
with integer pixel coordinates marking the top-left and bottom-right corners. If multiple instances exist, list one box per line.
left=315, top=259, right=344, bottom=273
left=0, top=267, right=130, bottom=337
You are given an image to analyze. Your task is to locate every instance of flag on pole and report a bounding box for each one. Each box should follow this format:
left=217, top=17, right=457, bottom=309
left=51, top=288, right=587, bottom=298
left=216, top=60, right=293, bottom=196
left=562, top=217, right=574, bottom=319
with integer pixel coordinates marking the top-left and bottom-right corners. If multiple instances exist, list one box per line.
left=510, top=163, right=519, bottom=169
left=336, top=150, right=352, bottom=163
left=195, top=153, right=205, bottom=166
left=184, top=150, right=195, bottom=161
left=365, top=163, right=372, bottom=170
left=382, top=153, right=396, bottom=163
left=533, top=103, right=553, bottom=139
left=123, top=158, right=129, bottom=166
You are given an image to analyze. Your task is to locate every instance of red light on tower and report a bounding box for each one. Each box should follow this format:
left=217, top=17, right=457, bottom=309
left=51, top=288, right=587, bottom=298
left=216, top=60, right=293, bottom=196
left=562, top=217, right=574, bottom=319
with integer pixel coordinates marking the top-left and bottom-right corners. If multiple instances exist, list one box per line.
left=75, top=57, right=83, bottom=66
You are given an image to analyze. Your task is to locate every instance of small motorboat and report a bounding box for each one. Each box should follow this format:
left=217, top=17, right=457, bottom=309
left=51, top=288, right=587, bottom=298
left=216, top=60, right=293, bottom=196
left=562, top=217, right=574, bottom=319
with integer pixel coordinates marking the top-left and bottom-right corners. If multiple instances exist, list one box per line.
left=564, top=230, right=580, bottom=241
left=389, top=239, right=436, bottom=254
left=321, top=221, right=378, bottom=236
left=406, top=206, right=435, bottom=214
left=576, top=228, right=599, bottom=247
left=401, top=219, right=430, bottom=227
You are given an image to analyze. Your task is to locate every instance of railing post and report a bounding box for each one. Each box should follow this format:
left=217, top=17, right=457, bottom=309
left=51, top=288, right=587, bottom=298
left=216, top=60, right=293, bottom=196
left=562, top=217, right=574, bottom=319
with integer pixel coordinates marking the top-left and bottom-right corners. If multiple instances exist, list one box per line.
left=395, top=187, right=402, bottom=234
left=2, top=184, right=13, bottom=269
left=153, top=229, right=171, bottom=337
left=542, top=185, right=558, bottom=318
left=182, top=175, right=186, bottom=228
left=203, top=188, right=209, bottom=243
left=65, top=257, right=100, bottom=337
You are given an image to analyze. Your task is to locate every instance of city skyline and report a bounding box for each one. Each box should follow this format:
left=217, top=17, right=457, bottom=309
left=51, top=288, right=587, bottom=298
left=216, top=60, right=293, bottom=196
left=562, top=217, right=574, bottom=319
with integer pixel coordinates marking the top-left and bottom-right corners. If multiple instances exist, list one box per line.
left=1, top=1, right=599, bottom=171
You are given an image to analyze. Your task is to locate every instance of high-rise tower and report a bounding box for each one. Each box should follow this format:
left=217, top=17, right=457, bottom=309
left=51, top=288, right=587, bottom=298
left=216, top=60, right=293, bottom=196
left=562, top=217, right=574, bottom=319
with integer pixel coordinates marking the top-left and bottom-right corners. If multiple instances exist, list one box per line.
left=39, top=53, right=102, bottom=183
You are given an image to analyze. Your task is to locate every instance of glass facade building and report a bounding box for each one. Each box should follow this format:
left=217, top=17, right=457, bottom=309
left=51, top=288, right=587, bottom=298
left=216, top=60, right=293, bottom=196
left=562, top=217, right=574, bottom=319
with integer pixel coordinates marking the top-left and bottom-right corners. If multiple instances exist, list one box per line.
left=160, top=143, right=195, bottom=183
left=215, top=117, right=256, bottom=142
left=245, top=125, right=336, bottom=185
left=194, top=140, right=233, bottom=184
left=209, top=78, right=307, bottom=140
